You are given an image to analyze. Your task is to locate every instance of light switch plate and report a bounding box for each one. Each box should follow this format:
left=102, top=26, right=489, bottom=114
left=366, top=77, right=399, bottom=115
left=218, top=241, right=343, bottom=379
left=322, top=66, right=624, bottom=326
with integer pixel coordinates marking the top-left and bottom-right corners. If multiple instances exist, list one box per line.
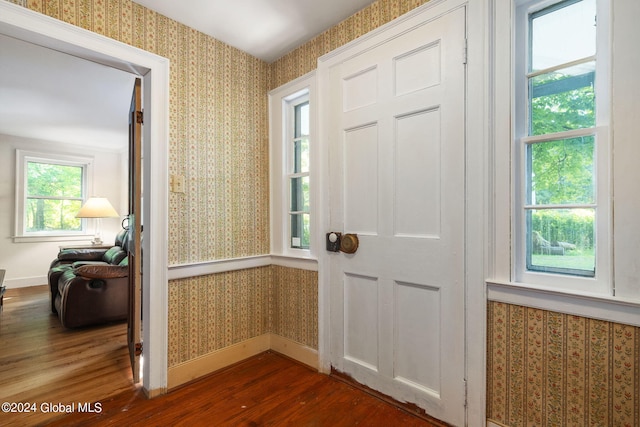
left=170, top=174, right=186, bottom=193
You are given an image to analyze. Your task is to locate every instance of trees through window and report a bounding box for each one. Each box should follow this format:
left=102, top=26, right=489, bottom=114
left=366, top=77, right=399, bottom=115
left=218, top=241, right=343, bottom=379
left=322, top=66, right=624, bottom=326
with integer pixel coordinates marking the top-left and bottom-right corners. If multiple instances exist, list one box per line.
left=517, top=0, right=607, bottom=280
left=16, top=151, right=91, bottom=237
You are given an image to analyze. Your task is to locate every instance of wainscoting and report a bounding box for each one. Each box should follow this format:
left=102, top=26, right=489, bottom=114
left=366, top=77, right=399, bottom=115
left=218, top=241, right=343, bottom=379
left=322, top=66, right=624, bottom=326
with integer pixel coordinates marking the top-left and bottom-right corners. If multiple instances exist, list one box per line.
left=167, top=264, right=318, bottom=388
left=487, top=301, right=640, bottom=426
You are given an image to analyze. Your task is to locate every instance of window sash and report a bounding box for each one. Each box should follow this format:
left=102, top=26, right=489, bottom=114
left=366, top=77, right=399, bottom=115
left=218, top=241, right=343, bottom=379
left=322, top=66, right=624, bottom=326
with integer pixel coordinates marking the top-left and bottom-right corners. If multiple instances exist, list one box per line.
left=16, top=150, right=92, bottom=237
left=515, top=0, right=608, bottom=286
left=285, top=94, right=311, bottom=251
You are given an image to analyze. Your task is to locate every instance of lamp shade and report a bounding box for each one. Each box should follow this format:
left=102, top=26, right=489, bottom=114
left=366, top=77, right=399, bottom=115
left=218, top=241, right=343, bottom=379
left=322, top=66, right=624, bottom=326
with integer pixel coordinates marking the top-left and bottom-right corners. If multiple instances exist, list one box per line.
left=76, top=197, right=119, bottom=218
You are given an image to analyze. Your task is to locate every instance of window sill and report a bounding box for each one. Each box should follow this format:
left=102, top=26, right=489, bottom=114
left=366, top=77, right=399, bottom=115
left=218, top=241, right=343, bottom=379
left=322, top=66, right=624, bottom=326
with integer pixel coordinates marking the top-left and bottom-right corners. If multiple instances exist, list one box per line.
left=270, top=254, right=318, bottom=271
left=12, top=234, right=91, bottom=244
left=487, top=280, right=640, bottom=327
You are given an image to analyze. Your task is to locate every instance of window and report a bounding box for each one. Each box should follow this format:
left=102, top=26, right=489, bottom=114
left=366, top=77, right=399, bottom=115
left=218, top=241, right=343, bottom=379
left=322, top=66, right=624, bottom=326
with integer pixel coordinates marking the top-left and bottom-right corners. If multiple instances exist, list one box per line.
left=288, top=98, right=310, bottom=249
left=515, top=0, right=610, bottom=290
left=16, top=150, right=93, bottom=239
left=269, top=72, right=316, bottom=258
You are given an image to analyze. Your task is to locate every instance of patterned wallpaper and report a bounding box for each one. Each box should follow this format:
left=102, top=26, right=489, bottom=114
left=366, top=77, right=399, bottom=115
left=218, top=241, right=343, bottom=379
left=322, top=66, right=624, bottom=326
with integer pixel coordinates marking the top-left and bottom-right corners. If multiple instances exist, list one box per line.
left=168, top=266, right=317, bottom=367
left=268, top=0, right=430, bottom=91
left=487, top=301, right=640, bottom=427
left=271, top=266, right=318, bottom=349
left=168, top=267, right=271, bottom=367
left=22, top=0, right=270, bottom=265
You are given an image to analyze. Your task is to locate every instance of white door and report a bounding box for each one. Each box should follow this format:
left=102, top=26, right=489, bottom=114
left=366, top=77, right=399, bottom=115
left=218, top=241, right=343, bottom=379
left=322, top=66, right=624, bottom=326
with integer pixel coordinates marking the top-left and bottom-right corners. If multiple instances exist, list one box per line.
left=325, top=6, right=466, bottom=425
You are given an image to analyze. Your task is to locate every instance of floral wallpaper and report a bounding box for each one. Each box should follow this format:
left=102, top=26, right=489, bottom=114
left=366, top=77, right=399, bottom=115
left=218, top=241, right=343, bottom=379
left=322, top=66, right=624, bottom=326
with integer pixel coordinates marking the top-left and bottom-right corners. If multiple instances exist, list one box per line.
left=487, top=301, right=640, bottom=427
left=23, top=0, right=270, bottom=265
left=168, top=266, right=317, bottom=367
left=270, top=266, right=318, bottom=349
left=168, top=267, right=271, bottom=367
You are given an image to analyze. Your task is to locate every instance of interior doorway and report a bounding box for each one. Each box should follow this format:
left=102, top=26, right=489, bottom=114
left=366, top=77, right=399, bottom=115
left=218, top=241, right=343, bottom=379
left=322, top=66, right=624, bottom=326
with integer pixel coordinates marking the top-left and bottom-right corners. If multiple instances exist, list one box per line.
left=0, top=0, right=170, bottom=396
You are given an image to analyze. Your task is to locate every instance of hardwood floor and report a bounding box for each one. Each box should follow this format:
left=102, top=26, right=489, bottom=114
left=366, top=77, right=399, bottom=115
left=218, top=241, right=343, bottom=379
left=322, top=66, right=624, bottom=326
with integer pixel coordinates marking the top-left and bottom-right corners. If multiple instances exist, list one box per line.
left=50, top=351, right=442, bottom=427
left=0, top=285, right=134, bottom=426
left=1, top=286, right=443, bottom=427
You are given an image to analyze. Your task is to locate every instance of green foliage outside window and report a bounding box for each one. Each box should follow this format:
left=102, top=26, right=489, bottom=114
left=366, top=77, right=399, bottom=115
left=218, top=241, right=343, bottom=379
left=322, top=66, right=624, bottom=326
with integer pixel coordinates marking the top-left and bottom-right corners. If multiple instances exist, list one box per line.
left=528, top=70, right=596, bottom=273
left=25, top=161, right=83, bottom=232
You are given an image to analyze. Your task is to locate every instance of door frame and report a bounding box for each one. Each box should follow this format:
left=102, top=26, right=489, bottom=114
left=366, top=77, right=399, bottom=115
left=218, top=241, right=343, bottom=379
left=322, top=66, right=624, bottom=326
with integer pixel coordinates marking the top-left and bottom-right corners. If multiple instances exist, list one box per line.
left=0, top=1, right=170, bottom=397
left=316, top=0, right=488, bottom=422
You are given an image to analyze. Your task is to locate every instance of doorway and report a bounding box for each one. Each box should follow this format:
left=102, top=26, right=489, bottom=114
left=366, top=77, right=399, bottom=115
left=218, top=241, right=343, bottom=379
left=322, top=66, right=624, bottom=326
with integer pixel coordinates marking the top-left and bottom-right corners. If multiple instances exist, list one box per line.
left=0, top=0, right=169, bottom=396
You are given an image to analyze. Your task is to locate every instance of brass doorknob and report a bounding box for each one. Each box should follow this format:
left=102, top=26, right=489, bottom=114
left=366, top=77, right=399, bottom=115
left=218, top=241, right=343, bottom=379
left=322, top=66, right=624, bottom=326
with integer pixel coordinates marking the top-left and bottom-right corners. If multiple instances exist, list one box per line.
left=340, top=233, right=359, bottom=254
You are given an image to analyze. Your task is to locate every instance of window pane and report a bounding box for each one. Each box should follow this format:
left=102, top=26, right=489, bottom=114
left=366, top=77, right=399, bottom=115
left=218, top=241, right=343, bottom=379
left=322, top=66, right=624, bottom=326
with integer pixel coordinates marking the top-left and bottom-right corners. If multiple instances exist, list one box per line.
left=290, top=176, right=310, bottom=212
left=527, top=135, right=594, bottom=205
left=26, top=198, right=82, bottom=232
left=293, top=138, right=310, bottom=174
left=290, top=213, right=310, bottom=249
left=295, top=102, right=309, bottom=138
left=530, top=0, right=596, bottom=72
left=529, top=62, right=595, bottom=136
left=27, top=161, right=83, bottom=198
left=527, top=208, right=595, bottom=276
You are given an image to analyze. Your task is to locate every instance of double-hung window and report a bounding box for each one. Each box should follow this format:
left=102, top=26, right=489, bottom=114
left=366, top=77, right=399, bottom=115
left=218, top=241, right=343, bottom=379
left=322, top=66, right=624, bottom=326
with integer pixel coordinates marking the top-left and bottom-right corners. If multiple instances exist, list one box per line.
left=288, top=97, right=310, bottom=250
left=269, top=72, right=316, bottom=259
left=514, top=0, right=610, bottom=292
left=15, top=150, right=92, bottom=240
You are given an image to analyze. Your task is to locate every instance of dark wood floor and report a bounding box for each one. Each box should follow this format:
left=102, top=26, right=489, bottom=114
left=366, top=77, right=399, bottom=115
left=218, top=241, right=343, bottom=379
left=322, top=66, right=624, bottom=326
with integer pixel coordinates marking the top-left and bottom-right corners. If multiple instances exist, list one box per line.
left=48, top=351, right=441, bottom=427
left=1, top=286, right=442, bottom=427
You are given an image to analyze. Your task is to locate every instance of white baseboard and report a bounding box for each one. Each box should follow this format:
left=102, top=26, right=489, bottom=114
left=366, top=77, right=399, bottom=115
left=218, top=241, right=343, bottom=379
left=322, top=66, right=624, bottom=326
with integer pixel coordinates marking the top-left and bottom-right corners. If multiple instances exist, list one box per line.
left=487, top=420, right=508, bottom=427
left=5, top=276, right=47, bottom=289
left=167, top=333, right=319, bottom=390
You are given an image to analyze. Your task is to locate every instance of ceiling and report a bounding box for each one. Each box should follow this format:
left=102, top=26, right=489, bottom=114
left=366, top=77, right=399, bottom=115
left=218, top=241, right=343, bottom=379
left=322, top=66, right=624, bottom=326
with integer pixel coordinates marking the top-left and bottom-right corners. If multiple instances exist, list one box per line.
left=0, top=34, right=135, bottom=151
left=133, top=0, right=377, bottom=62
left=0, top=1, right=376, bottom=149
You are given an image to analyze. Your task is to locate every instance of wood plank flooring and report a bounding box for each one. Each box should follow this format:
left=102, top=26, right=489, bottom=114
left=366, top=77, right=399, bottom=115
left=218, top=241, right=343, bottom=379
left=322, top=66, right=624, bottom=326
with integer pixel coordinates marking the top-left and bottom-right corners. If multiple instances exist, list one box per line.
left=50, top=351, right=442, bottom=427
left=0, top=285, right=134, bottom=426
left=1, top=286, right=442, bottom=427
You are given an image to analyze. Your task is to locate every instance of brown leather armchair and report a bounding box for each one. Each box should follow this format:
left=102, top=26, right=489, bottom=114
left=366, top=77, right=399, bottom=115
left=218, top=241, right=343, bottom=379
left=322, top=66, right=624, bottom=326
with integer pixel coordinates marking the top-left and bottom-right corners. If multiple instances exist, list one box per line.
left=48, top=228, right=128, bottom=313
left=48, top=227, right=130, bottom=328
left=55, top=258, right=129, bottom=328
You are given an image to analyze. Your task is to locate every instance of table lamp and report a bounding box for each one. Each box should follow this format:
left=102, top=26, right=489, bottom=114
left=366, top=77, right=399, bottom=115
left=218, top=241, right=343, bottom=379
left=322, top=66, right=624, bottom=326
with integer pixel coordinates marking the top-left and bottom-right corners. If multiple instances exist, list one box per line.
left=76, top=197, right=119, bottom=245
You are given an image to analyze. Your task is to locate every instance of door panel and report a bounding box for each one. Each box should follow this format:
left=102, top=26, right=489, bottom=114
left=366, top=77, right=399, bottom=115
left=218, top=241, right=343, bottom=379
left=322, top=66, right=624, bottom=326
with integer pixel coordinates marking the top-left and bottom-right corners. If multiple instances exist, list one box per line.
left=344, top=124, right=378, bottom=235
left=394, top=108, right=441, bottom=237
left=327, top=7, right=466, bottom=425
left=394, top=281, right=441, bottom=393
left=344, top=273, right=379, bottom=370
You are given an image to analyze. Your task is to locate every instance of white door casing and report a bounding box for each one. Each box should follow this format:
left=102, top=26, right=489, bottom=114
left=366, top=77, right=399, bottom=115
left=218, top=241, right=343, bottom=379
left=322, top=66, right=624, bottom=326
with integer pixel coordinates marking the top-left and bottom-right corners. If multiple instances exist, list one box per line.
left=319, top=3, right=467, bottom=425
left=0, top=1, right=170, bottom=395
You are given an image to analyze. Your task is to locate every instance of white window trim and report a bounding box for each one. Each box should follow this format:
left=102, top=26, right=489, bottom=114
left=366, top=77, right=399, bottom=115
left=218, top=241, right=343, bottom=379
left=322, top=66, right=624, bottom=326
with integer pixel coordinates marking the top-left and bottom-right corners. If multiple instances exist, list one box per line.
left=269, top=71, right=317, bottom=259
left=489, top=0, right=640, bottom=325
left=513, top=0, right=611, bottom=294
left=14, top=149, right=94, bottom=242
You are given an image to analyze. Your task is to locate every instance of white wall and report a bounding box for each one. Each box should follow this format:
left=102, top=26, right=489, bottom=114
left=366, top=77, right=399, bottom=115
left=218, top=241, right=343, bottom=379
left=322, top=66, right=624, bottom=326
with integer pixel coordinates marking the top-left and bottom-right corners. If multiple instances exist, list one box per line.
left=611, top=0, right=640, bottom=300
left=0, top=133, right=128, bottom=288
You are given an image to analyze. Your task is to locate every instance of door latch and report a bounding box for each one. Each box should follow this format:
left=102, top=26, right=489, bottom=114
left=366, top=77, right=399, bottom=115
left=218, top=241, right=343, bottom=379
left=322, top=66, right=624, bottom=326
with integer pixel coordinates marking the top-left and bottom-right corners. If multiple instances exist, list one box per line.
left=326, top=232, right=342, bottom=252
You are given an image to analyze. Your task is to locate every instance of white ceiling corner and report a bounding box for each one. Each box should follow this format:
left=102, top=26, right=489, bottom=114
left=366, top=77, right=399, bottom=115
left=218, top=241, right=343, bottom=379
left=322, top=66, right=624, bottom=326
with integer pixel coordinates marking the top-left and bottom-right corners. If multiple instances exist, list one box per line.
left=132, top=0, right=377, bottom=62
